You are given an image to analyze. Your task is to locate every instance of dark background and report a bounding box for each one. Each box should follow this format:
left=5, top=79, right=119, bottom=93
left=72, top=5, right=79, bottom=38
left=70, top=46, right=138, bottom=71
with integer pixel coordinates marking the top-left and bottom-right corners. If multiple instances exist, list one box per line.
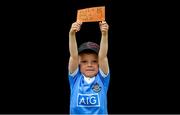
left=1, top=0, right=179, bottom=114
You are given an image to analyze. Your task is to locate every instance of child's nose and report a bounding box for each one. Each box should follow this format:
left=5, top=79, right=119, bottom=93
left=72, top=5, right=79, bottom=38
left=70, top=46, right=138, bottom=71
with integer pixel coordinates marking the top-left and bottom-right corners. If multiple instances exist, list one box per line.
left=87, top=62, right=92, bottom=66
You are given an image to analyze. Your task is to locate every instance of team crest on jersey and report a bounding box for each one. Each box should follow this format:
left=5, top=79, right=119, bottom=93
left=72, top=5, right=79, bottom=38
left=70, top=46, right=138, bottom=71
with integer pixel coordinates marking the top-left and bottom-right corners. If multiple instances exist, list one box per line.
left=92, top=82, right=101, bottom=93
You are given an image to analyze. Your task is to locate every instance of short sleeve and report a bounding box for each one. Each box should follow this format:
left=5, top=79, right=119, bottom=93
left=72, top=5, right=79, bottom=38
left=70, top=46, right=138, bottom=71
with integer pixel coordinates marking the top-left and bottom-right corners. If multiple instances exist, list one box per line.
left=68, top=67, right=80, bottom=91
left=98, top=68, right=110, bottom=92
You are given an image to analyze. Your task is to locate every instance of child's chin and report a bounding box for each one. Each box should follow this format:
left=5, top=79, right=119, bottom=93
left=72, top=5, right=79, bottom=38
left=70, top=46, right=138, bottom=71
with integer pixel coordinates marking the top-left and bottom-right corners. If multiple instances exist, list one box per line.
left=85, top=73, right=96, bottom=77
left=84, top=71, right=97, bottom=77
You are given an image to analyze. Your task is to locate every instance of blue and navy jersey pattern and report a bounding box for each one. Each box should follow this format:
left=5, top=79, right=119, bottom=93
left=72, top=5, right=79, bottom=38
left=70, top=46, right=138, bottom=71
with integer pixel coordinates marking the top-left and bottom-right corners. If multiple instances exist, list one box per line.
left=68, top=68, right=110, bottom=114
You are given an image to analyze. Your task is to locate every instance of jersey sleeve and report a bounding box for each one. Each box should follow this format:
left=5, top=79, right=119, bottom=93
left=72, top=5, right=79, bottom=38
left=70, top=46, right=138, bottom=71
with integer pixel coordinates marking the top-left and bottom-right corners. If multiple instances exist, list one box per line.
left=99, top=67, right=110, bottom=92
left=68, top=67, right=80, bottom=91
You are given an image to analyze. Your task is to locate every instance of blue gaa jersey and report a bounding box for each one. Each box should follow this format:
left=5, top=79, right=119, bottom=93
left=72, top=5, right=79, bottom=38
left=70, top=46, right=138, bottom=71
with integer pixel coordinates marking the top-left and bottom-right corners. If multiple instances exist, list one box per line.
left=68, top=67, right=110, bottom=115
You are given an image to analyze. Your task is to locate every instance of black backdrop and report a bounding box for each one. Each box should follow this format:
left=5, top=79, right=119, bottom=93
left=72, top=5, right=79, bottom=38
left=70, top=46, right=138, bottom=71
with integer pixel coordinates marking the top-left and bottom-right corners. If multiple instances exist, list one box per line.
left=1, top=0, right=113, bottom=114
left=1, top=0, right=179, bottom=114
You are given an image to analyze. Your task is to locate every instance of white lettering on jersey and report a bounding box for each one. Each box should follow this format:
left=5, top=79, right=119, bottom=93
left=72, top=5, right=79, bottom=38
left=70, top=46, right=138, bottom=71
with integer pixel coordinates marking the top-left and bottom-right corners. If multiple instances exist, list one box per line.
left=77, top=93, right=100, bottom=107
left=79, top=97, right=86, bottom=104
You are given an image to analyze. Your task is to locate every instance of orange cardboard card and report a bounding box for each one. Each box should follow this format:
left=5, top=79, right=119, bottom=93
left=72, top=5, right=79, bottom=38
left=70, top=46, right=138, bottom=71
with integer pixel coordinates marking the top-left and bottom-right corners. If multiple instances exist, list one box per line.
left=77, top=6, right=105, bottom=22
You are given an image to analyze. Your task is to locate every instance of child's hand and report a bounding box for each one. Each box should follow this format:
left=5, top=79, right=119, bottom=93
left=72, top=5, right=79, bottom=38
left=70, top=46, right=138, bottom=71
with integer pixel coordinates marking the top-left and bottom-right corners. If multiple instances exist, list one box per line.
left=69, top=21, right=82, bottom=34
left=99, top=21, right=109, bottom=35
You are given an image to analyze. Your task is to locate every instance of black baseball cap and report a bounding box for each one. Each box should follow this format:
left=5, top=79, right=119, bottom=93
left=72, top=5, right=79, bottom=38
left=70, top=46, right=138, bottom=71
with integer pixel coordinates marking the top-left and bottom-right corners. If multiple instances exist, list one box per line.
left=78, top=41, right=100, bottom=54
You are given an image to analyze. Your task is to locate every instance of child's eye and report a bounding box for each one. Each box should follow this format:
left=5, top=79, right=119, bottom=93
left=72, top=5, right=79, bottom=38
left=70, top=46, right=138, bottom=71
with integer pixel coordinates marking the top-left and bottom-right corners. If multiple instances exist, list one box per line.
left=93, top=60, right=97, bottom=63
left=81, top=61, right=87, bottom=63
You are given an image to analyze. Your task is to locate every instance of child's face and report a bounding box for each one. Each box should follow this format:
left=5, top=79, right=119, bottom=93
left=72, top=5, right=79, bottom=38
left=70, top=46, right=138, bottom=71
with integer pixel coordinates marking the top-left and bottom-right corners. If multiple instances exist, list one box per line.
left=79, top=53, right=98, bottom=78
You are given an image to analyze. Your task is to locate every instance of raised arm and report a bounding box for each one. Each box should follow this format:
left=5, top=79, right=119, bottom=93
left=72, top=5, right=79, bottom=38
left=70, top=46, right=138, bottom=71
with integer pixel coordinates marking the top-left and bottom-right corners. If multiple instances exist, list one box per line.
left=68, top=21, right=82, bottom=73
left=98, top=21, right=109, bottom=75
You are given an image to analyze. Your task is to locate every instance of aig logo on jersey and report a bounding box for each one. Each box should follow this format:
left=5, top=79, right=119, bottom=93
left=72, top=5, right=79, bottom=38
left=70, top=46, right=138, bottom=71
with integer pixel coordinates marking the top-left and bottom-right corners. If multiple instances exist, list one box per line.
left=77, top=93, right=100, bottom=107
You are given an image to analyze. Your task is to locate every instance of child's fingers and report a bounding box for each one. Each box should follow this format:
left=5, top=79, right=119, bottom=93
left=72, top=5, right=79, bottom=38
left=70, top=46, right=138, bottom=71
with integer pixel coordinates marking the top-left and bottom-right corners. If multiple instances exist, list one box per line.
left=99, top=20, right=106, bottom=25
left=99, top=21, right=109, bottom=31
left=76, top=20, right=82, bottom=26
left=72, top=22, right=81, bottom=32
